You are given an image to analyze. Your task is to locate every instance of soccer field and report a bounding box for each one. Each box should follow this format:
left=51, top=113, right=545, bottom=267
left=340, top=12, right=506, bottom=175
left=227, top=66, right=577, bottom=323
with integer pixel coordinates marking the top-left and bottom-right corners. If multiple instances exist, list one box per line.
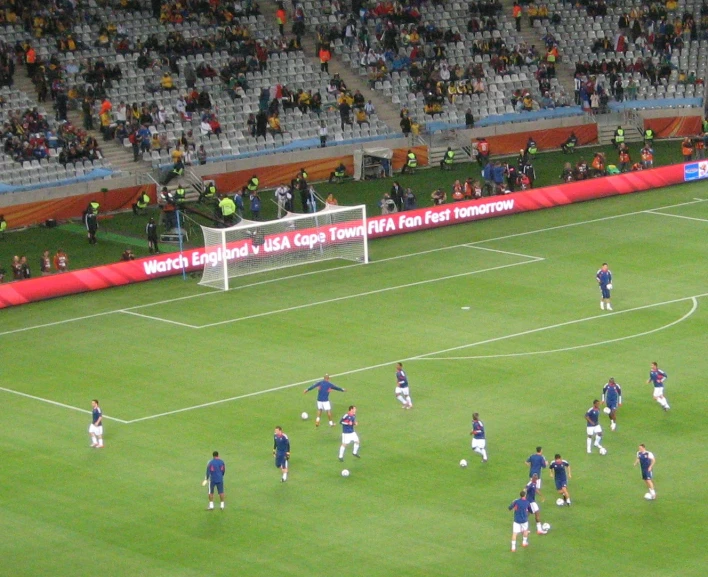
left=1, top=183, right=707, bottom=577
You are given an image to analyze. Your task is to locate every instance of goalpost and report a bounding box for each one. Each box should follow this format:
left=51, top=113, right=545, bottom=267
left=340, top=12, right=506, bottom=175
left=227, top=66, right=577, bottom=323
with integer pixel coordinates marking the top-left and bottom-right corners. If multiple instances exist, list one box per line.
left=198, top=204, right=369, bottom=290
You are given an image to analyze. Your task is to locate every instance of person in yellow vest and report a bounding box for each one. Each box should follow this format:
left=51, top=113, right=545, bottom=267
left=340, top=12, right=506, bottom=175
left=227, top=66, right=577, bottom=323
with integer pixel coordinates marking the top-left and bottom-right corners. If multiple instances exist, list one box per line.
left=0, top=214, right=6, bottom=240
left=243, top=174, right=259, bottom=195
left=87, top=200, right=100, bottom=215
left=174, top=183, right=186, bottom=207
left=612, top=126, right=625, bottom=149
left=218, top=195, right=237, bottom=225
left=643, top=127, right=654, bottom=147
left=199, top=180, right=218, bottom=204
left=440, top=147, right=455, bottom=170
left=329, top=162, right=347, bottom=183
left=402, top=149, right=417, bottom=174
left=132, top=190, right=151, bottom=215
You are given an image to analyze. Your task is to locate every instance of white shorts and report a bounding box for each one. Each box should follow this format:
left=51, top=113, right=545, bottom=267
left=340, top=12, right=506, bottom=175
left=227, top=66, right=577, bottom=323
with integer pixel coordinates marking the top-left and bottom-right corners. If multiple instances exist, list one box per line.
left=471, top=438, right=486, bottom=450
left=512, top=522, right=529, bottom=534
left=341, top=432, right=359, bottom=445
left=586, top=425, right=602, bottom=436
left=317, top=401, right=331, bottom=411
left=529, top=478, right=542, bottom=489
left=653, top=387, right=664, bottom=398
left=395, top=387, right=410, bottom=397
left=529, top=502, right=540, bottom=514
left=89, top=424, right=103, bottom=436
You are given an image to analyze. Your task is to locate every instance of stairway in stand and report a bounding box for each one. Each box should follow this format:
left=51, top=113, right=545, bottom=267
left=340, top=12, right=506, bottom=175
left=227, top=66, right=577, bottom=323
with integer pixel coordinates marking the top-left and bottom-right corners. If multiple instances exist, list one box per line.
left=12, top=67, right=151, bottom=177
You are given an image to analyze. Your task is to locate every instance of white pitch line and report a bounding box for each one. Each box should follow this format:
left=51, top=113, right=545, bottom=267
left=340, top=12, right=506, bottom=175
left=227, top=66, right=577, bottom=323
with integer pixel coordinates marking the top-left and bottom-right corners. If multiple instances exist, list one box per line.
left=0, top=197, right=704, bottom=339
left=119, top=310, right=200, bottom=329
left=464, top=244, right=546, bottom=260
left=0, top=386, right=129, bottom=424
left=412, top=292, right=708, bottom=360
left=416, top=297, right=698, bottom=361
left=127, top=292, right=708, bottom=423
left=195, top=258, right=541, bottom=329
left=644, top=210, right=708, bottom=223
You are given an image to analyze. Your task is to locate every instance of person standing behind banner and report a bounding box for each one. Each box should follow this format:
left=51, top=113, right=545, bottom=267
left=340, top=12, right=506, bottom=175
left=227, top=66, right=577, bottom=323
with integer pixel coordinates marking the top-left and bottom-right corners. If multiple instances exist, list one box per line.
left=146, top=217, right=159, bottom=254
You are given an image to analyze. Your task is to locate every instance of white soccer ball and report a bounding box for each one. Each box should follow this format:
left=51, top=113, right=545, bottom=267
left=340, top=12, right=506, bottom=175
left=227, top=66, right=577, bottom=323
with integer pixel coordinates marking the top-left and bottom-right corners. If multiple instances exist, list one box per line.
left=644, top=492, right=654, bottom=500
left=556, top=498, right=565, bottom=506
left=606, top=283, right=613, bottom=290
left=341, top=469, right=350, bottom=477
left=599, top=447, right=608, bottom=455
left=301, top=412, right=309, bottom=420
left=541, top=523, right=551, bottom=532
left=603, top=407, right=612, bottom=415
left=459, top=459, right=468, bottom=468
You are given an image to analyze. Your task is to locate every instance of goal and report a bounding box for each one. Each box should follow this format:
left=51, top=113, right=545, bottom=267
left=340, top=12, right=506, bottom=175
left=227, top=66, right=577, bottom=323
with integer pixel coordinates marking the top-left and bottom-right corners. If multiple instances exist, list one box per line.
left=198, top=204, right=369, bottom=290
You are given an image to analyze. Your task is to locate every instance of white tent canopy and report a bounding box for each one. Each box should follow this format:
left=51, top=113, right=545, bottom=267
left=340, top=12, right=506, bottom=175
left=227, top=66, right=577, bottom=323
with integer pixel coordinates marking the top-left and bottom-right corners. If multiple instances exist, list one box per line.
left=353, top=147, right=393, bottom=181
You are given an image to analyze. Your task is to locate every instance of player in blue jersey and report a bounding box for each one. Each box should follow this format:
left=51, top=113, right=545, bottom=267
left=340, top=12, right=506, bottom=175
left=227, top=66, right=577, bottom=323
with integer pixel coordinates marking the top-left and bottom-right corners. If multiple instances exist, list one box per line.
left=634, top=443, right=657, bottom=500
left=273, top=426, right=291, bottom=482
left=549, top=453, right=571, bottom=505
left=525, top=446, right=547, bottom=488
left=646, top=362, right=670, bottom=411
left=601, top=377, right=623, bottom=431
left=204, top=451, right=226, bottom=510
left=596, top=262, right=613, bottom=310
left=89, top=399, right=104, bottom=448
left=508, top=490, right=533, bottom=551
left=469, top=413, right=488, bottom=462
left=394, top=362, right=413, bottom=409
left=585, top=399, right=605, bottom=454
left=525, top=474, right=548, bottom=535
left=338, top=405, right=360, bottom=461
left=303, top=374, right=346, bottom=427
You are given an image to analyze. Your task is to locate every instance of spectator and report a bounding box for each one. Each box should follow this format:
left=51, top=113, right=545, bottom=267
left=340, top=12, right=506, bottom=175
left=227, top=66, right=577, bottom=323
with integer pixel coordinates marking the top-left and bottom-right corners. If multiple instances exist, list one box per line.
left=431, top=188, right=447, bottom=205
left=379, top=193, right=397, bottom=214
left=20, top=255, right=31, bottom=279
left=121, top=248, right=135, bottom=261
left=681, top=137, right=694, bottom=161
left=326, top=193, right=338, bottom=206
left=11, top=255, right=21, bottom=280
left=39, top=250, right=52, bottom=275
left=390, top=181, right=404, bottom=211
left=319, top=121, right=328, bottom=148
left=197, top=145, right=207, bottom=165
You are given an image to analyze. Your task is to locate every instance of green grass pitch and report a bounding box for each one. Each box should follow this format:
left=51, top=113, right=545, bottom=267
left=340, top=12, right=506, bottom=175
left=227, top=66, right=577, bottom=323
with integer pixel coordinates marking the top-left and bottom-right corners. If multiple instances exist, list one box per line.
left=0, top=182, right=706, bottom=577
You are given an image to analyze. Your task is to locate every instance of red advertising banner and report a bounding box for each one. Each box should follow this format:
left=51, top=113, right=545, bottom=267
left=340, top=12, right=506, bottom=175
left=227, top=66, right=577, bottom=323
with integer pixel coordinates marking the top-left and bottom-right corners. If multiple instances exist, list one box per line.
left=0, top=162, right=688, bottom=308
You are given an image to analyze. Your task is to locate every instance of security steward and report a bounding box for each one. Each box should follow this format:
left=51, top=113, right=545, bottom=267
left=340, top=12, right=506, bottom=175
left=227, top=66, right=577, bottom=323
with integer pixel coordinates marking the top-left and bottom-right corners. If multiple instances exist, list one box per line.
left=198, top=180, right=218, bottom=204
left=218, top=194, right=237, bottom=226
left=0, top=214, right=6, bottom=240
left=329, top=162, right=347, bottom=183
left=612, top=125, right=625, bottom=149
left=643, top=127, right=654, bottom=147
left=525, top=137, right=538, bottom=158
left=440, top=147, right=455, bottom=170
left=561, top=132, right=578, bottom=154
left=174, top=183, right=187, bottom=208
left=132, top=189, right=151, bottom=215
left=242, top=174, right=259, bottom=195
left=402, top=149, right=417, bottom=174
left=84, top=205, right=98, bottom=245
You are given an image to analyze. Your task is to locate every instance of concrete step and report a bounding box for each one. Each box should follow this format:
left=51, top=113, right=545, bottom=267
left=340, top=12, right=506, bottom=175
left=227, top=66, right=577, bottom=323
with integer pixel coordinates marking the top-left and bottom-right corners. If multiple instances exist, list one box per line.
left=597, top=124, right=644, bottom=146
left=429, top=145, right=473, bottom=165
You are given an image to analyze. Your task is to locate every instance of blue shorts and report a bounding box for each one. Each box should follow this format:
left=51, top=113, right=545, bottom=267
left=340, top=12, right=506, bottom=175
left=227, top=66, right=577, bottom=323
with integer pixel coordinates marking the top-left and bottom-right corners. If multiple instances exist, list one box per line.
left=210, top=481, right=224, bottom=494
left=275, top=453, right=288, bottom=468
left=606, top=402, right=618, bottom=410
left=600, top=287, right=611, bottom=299
left=642, top=471, right=653, bottom=481
left=555, top=479, right=567, bottom=491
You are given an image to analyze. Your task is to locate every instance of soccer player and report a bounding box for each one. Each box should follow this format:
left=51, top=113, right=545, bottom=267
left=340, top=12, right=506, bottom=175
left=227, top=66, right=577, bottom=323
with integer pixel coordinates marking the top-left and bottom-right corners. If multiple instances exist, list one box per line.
left=204, top=451, right=226, bottom=510
left=525, top=474, right=548, bottom=535
left=647, top=362, right=670, bottom=411
left=549, top=453, right=571, bottom=506
left=602, top=377, right=623, bottom=430
left=89, top=399, right=104, bottom=448
left=394, top=362, right=413, bottom=409
left=634, top=444, right=657, bottom=500
left=508, top=490, right=533, bottom=551
left=470, top=412, right=488, bottom=462
left=338, top=405, right=360, bottom=461
left=585, top=399, right=605, bottom=454
left=273, top=426, right=291, bottom=482
left=596, top=262, right=613, bottom=310
left=303, top=374, right=346, bottom=427
left=525, top=446, right=547, bottom=488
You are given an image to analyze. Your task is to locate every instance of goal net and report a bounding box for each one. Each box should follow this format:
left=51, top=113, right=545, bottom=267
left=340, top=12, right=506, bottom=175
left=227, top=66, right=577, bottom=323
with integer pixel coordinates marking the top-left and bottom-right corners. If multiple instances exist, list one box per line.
left=198, top=204, right=369, bottom=290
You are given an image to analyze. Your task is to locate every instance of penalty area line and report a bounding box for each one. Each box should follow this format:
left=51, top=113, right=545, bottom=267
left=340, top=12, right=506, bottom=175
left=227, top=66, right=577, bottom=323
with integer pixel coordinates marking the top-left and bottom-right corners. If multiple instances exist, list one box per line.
left=119, top=310, right=200, bottom=329
left=644, top=210, right=708, bottom=223
left=0, top=386, right=129, bottom=424
left=415, top=297, right=698, bottom=361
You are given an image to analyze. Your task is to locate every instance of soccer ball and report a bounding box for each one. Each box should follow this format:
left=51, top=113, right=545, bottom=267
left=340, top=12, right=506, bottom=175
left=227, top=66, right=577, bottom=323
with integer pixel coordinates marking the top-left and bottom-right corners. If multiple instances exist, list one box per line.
left=459, top=459, right=468, bottom=468
left=541, top=523, right=551, bottom=532
left=556, top=498, right=565, bottom=506
left=644, top=493, right=654, bottom=500
left=599, top=447, right=608, bottom=455
left=341, top=469, right=350, bottom=477
left=606, top=283, right=613, bottom=290
left=301, top=412, right=308, bottom=420
left=603, top=407, right=612, bottom=415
